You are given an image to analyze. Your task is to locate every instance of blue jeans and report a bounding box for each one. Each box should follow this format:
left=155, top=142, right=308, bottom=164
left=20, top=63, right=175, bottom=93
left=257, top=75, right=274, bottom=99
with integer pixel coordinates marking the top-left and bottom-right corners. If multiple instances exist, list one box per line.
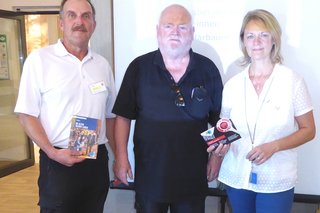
left=226, top=186, right=294, bottom=213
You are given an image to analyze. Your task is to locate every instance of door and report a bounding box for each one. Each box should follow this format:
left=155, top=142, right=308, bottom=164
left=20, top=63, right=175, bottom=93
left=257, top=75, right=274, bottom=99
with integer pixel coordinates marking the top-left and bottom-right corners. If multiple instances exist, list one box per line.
left=0, top=10, right=33, bottom=177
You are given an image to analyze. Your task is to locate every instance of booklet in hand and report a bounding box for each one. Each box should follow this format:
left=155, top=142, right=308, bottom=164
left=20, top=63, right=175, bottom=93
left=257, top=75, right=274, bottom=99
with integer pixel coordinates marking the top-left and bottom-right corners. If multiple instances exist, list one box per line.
left=201, top=117, right=241, bottom=152
left=68, top=115, right=101, bottom=159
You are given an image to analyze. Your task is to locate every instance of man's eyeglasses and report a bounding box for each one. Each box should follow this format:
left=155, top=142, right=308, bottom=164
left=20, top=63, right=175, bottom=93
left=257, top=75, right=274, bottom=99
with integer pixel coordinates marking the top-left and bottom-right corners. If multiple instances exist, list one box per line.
left=172, top=84, right=185, bottom=107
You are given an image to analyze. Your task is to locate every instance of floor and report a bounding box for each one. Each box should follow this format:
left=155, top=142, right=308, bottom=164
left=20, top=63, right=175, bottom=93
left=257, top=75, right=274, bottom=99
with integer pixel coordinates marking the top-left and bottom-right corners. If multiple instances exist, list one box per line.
left=0, top=164, right=226, bottom=213
left=0, top=164, right=39, bottom=213
left=0, top=164, right=317, bottom=213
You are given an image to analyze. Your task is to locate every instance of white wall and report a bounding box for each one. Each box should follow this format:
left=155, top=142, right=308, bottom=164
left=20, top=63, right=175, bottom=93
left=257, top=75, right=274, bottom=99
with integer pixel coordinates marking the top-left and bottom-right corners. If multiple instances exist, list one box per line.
left=0, top=0, right=59, bottom=11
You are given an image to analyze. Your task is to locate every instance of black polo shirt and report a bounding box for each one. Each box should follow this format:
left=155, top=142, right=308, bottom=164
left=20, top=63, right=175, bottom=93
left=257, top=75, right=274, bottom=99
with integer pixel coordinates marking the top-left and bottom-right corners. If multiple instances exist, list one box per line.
left=113, top=49, right=223, bottom=202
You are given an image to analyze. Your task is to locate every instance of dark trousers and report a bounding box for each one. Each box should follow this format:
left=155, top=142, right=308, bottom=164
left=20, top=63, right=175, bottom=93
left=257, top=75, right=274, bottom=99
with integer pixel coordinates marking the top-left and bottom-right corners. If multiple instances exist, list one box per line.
left=135, top=193, right=205, bottom=213
left=38, top=145, right=109, bottom=213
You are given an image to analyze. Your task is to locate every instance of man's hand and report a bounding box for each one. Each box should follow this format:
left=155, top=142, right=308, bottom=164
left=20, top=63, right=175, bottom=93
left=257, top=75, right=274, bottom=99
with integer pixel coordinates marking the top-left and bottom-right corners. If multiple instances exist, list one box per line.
left=113, top=158, right=133, bottom=186
left=207, top=143, right=230, bottom=181
left=207, top=153, right=222, bottom=181
left=49, top=148, right=85, bottom=167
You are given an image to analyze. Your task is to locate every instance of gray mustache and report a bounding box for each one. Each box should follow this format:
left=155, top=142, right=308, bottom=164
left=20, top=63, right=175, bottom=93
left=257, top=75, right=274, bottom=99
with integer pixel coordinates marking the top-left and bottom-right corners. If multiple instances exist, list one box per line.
left=72, top=25, right=87, bottom=32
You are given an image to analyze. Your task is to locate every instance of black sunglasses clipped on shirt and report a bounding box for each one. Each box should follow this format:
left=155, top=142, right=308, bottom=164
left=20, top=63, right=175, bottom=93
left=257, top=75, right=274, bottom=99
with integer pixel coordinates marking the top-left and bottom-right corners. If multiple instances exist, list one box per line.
left=172, top=84, right=185, bottom=107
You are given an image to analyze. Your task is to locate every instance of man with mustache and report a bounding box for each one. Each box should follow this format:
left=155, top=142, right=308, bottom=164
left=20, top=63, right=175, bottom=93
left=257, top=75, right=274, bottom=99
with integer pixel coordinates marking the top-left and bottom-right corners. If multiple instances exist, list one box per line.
left=113, top=4, right=228, bottom=213
left=14, top=0, right=116, bottom=212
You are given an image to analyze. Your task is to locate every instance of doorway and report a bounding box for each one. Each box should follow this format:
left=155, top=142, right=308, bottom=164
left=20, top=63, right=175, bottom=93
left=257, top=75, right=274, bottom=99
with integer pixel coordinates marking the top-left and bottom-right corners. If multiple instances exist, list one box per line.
left=24, top=13, right=61, bottom=163
left=0, top=10, right=60, bottom=177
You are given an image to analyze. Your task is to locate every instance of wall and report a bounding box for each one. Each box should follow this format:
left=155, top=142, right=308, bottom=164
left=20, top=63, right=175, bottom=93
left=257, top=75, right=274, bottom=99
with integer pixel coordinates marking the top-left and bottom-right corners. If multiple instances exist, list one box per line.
left=90, top=0, right=113, bottom=70
left=113, top=0, right=320, bottom=196
left=111, top=0, right=319, bottom=212
left=0, top=0, right=60, bottom=11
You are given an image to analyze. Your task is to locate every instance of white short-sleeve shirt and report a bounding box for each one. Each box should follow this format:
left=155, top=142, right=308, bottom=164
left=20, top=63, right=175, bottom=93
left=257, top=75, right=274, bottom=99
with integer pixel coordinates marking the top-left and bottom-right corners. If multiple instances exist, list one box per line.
left=218, top=64, right=313, bottom=193
left=15, top=40, right=116, bottom=148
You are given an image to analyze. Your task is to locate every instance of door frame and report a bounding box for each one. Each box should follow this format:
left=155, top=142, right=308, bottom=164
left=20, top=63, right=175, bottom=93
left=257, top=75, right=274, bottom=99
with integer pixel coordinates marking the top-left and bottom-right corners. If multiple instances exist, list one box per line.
left=0, top=9, right=59, bottom=177
left=0, top=10, right=33, bottom=177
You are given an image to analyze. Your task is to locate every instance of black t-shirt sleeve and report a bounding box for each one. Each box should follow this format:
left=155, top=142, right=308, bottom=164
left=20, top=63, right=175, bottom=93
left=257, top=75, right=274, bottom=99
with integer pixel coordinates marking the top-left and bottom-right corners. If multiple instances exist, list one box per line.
left=112, top=59, right=138, bottom=119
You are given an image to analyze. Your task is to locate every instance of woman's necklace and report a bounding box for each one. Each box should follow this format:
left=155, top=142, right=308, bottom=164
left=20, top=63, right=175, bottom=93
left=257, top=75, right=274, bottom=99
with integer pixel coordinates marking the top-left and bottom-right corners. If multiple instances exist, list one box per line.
left=249, top=66, right=273, bottom=95
left=249, top=74, right=271, bottom=95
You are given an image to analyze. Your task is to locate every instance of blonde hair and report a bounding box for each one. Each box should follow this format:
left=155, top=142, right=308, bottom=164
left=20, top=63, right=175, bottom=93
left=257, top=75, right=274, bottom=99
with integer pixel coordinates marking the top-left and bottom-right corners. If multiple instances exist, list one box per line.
left=239, top=9, right=283, bottom=66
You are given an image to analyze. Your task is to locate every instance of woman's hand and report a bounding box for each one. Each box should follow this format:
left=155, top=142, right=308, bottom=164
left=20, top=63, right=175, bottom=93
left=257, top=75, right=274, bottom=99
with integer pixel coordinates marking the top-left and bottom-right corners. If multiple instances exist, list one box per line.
left=246, top=142, right=278, bottom=165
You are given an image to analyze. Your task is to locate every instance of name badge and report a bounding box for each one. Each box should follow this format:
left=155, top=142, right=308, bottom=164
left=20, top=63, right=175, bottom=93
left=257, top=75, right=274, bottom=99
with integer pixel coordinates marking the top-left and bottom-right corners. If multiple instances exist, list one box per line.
left=89, top=81, right=107, bottom=94
left=249, top=172, right=258, bottom=184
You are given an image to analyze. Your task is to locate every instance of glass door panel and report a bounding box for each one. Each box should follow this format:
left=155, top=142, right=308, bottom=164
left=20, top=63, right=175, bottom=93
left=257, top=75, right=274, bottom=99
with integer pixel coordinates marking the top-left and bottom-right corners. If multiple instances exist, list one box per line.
left=0, top=11, right=33, bottom=177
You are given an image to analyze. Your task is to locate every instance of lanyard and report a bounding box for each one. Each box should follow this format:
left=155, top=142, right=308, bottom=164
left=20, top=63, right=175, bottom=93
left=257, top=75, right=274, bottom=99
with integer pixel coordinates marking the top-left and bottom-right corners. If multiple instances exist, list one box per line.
left=244, top=75, right=274, bottom=146
left=245, top=75, right=274, bottom=184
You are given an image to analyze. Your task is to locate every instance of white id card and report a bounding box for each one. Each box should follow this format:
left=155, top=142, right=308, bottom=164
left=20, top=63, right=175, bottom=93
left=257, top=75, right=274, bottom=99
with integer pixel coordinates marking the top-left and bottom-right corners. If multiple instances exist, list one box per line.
left=89, top=81, right=107, bottom=94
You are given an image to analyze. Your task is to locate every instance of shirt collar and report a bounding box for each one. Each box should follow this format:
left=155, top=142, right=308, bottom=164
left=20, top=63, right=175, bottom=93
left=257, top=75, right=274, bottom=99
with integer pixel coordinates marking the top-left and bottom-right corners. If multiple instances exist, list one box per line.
left=54, top=39, right=93, bottom=61
left=153, top=48, right=196, bottom=73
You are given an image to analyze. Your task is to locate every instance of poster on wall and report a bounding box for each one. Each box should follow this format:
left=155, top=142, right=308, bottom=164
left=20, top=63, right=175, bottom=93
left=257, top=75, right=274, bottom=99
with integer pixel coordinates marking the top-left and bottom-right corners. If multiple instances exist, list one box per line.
left=0, top=34, right=9, bottom=80
left=113, top=0, right=320, bottom=195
